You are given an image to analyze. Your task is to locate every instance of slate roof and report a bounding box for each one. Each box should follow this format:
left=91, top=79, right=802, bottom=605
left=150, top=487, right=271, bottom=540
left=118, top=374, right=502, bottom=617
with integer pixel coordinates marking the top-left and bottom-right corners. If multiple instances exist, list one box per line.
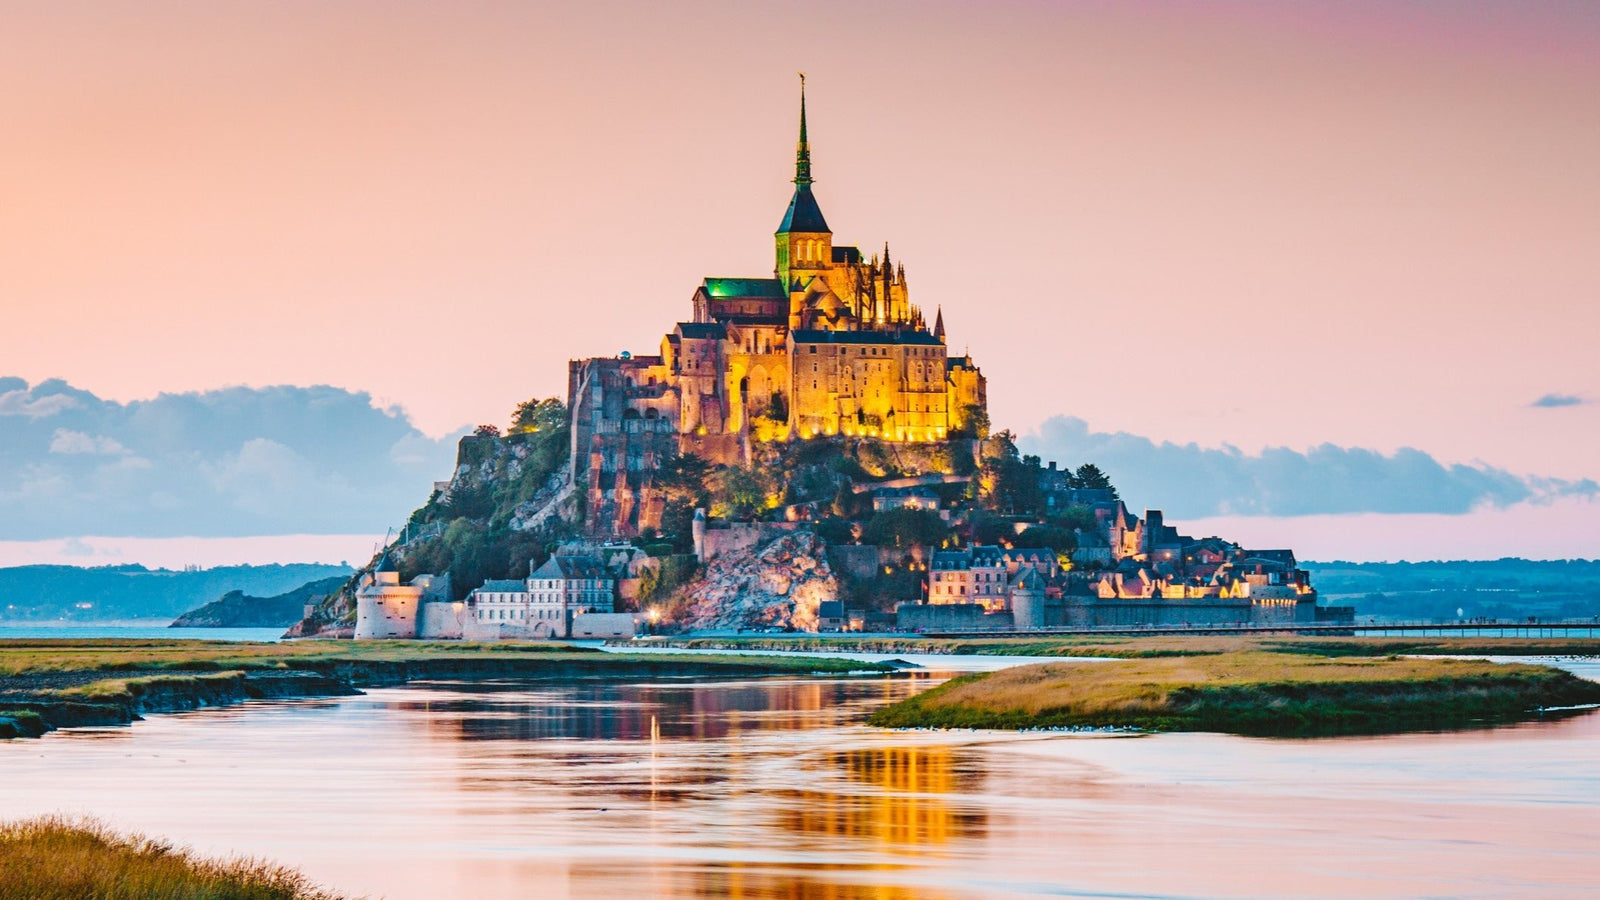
left=791, top=329, right=942, bottom=346
left=931, top=549, right=974, bottom=571
left=777, top=185, right=831, bottom=234
left=1013, top=568, right=1045, bottom=591
left=970, top=545, right=1007, bottom=567
left=1240, top=550, right=1298, bottom=569
left=532, top=555, right=612, bottom=580
left=702, top=277, right=786, bottom=299
left=475, top=579, right=527, bottom=593
left=676, top=322, right=727, bottom=340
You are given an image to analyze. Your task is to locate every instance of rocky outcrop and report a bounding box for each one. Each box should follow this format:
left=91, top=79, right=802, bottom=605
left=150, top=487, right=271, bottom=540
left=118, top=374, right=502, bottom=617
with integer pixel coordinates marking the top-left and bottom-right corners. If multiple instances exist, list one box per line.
left=681, top=530, right=839, bottom=632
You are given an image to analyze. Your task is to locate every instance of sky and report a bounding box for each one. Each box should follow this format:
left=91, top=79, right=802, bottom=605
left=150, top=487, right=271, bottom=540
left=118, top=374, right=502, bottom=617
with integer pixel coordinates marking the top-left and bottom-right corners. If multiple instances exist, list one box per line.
left=2, top=1, right=1598, bottom=565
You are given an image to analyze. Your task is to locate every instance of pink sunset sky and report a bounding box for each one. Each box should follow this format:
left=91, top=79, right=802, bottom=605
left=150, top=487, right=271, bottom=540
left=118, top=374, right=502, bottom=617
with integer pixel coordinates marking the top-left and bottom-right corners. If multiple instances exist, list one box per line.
left=2, top=1, right=1597, bottom=565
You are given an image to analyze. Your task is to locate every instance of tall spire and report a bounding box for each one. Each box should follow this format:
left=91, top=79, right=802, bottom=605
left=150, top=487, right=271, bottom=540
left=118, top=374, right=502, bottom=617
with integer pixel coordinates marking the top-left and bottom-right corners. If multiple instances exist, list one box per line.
left=794, top=73, right=812, bottom=187
left=934, top=306, right=946, bottom=341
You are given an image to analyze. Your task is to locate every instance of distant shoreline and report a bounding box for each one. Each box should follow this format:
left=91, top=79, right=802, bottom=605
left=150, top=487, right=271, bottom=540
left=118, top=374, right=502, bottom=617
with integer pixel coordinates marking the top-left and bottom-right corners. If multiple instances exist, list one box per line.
left=635, top=633, right=1600, bottom=660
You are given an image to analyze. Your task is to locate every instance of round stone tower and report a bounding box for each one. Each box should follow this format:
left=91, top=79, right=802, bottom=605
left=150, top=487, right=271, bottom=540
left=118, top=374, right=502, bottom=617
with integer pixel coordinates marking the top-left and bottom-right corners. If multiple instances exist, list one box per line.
left=1010, top=567, right=1046, bottom=631
left=692, top=508, right=708, bottom=561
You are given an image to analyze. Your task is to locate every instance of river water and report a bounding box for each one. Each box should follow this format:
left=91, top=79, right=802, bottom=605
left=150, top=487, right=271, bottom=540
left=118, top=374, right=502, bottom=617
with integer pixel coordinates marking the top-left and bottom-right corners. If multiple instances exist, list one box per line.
left=2, top=658, right=1598, bottom=899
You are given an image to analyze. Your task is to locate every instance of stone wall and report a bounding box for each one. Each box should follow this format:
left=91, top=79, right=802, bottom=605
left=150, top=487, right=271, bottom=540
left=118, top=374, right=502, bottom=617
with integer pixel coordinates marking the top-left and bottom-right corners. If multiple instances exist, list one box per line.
left=895, top=602, right=1005, bottom=632
left=698, top=521, right=800, bottom=563
left=418, top=600, right=467, bottom=640
left=572, top=613, right=639, bottom=639
left=826, top=544, right=880, bottom=582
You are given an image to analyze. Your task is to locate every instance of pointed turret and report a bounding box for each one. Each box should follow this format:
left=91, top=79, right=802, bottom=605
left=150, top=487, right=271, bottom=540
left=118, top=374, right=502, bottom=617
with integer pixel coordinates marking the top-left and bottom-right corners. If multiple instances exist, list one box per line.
left=933, top=306, right=945, bottom=342
left=794, top=75, right=812, bottom=188
left=778, top=74, right=831, bottom=318
left=777, top=75, right=830, bottom=235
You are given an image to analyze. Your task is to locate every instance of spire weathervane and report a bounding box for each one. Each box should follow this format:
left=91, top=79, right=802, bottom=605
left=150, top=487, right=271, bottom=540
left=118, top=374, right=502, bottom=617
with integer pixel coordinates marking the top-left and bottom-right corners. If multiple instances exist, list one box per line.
left=795, top=73, right=813, bottom=187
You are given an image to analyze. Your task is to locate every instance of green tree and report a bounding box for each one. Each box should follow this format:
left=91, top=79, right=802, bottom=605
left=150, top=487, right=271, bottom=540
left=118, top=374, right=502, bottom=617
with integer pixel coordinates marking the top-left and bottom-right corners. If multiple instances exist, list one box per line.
left=967, top=511, right=1015, bottom=546
left=1013, top=525, right=1077, bottom=553
left=710, top=465, right=771, bottom=519
left=950, top=403, right=990, bottom=440
left=978, top=431, right=1044, bottom=516
left=810, top=515, right=857, bottom=545
left=510, top=397, right=566, bottom=433
left=1071, top=463, right=1118, bottom=498
left=862, top=508, right=950, bottom=549
left=1049, top=505, right=1099, bottom=532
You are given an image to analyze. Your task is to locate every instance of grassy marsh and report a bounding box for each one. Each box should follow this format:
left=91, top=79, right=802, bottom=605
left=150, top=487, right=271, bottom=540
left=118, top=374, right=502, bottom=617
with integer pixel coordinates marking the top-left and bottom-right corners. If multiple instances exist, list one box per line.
left=0, top=817, right=349, bottom=900
left=868, top=652, right=1600, bottom=736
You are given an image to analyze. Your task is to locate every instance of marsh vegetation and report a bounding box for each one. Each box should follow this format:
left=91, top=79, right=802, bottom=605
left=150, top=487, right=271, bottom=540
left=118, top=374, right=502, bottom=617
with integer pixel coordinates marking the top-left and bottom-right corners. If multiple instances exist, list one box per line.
left=0, top=817, right=349, bottom=900
left=868, top=651, right=1600, bottom=736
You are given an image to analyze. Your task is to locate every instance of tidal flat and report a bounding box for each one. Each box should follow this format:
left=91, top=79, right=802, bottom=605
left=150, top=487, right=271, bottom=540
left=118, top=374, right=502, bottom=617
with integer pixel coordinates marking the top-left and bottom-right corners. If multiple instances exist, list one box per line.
left=868, top=651, right=1600, bottom=736
left=0, top=638, right=889, bottom=737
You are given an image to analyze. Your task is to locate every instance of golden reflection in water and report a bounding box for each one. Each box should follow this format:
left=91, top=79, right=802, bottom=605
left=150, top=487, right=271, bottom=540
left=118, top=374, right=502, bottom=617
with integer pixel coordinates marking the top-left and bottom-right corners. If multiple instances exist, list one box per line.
left=626, top=862, right=946, bottom=900
left=774, top=745, right=985, bottom=851
left=398, top=677, right=973, bottom=898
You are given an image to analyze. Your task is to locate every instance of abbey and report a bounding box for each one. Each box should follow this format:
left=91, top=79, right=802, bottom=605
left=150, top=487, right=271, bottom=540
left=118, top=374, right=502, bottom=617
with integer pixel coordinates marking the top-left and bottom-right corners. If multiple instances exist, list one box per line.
left=569, top=82, right=986, bottom=534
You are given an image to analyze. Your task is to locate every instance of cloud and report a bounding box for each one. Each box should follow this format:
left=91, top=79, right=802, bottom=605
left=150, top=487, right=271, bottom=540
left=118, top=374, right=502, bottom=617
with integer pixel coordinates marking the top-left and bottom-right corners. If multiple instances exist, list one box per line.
left=1530, top=393, right=1588, bottom=408
left=59, top=537, right=110, bottom=558
left=49, top=428, right=129, bottom=455
left=0, top=378, right=464, bottom=540
left=1019, top=416, right=1599, bottom=519
left=0, top=388, right=81, bottom=418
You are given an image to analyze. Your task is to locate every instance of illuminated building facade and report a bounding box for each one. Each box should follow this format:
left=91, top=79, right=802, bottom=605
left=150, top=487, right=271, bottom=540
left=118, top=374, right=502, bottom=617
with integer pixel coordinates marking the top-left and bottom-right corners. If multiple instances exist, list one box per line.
left=568, top=80, right=987, bottom=533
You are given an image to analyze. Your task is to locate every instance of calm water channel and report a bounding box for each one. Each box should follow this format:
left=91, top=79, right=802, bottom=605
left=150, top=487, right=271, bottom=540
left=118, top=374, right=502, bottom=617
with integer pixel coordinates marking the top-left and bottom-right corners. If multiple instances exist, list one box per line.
left=2, top=660, right=1598, bottom=899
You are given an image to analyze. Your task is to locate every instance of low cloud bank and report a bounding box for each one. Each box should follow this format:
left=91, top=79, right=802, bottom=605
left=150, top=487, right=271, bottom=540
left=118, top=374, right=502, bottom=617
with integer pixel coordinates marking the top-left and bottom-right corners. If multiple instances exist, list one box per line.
left=1019, top=416, right=1597, bottom=519
left=0, top=377, right=461, bottom=540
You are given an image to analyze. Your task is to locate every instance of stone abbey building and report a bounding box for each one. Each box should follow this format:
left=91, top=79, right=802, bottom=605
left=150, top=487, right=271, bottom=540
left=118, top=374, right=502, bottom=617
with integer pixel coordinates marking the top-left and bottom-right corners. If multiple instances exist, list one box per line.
left=570, top=83, right=986, bottom=534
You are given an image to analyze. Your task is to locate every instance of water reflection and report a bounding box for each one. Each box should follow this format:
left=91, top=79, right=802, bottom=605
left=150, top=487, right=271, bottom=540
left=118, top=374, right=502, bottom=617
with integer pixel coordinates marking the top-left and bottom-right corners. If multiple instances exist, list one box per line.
left=386, top=676, right=986, bottom=897
left=776, top=746, right=986, bottom=851
left=402, top=676, right=924, bottom=742
left=1, top=671, right=1597, bottom=900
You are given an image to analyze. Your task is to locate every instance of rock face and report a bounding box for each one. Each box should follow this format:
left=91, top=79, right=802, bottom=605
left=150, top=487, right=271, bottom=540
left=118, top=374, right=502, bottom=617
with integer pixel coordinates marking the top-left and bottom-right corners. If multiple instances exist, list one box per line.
left=682, top=530, right=839, bottom=632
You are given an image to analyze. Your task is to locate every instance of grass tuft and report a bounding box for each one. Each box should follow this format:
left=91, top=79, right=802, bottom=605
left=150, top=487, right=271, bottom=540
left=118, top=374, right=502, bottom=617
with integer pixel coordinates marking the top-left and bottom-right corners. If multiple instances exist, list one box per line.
left=0, top=816, right=352, bottom=900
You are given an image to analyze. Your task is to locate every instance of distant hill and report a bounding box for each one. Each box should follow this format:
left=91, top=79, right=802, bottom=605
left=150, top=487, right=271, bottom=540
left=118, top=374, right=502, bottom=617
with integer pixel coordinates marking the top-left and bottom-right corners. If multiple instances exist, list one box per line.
left=1304, top=559, right=1600, bottom=622
left=0, top=564, right=353, bottom=623
left=170, top=576, right=350, bottom=628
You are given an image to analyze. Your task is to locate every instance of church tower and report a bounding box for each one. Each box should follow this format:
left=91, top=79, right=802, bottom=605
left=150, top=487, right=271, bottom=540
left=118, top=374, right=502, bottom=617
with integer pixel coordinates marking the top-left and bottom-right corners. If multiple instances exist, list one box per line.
left=776, top=76, right=832, bottom=328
